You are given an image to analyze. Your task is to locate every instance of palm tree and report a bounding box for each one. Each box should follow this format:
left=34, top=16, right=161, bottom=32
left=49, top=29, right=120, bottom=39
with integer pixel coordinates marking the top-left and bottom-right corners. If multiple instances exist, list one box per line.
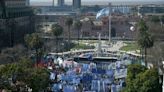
left=51, top=24, right=63, bottom=56
left=65, top=17, right=73, bottom=51
left=24, top=33, right=43, bottom=66
left=137, top=20, right=154, bottom=67
left=74, top=20, right=82, bottom=45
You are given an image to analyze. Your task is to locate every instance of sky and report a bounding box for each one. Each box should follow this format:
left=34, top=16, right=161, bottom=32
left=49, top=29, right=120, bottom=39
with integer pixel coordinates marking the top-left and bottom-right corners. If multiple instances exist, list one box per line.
left=30, top=0, right=164, bottom=5
left=31, top=0, right=164, bottom=2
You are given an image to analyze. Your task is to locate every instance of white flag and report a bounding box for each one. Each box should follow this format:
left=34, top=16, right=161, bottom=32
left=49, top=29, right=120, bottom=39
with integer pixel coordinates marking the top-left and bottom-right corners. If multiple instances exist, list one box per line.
left=96, top=7, right=111, bottom=19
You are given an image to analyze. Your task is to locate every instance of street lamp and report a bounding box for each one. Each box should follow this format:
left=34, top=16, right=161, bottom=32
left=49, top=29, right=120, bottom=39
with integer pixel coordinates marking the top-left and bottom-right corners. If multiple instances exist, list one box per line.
left=129, top=21, right=136, bottom=40
left=130, top=26, right=135, bottom=32
left=130, top=26, right=135, bottom=40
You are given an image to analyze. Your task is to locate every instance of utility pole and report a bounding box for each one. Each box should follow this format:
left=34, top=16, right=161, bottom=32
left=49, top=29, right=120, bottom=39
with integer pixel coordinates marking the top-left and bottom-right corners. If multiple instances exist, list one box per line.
left=108, top=3, right=112, bottom=44
left=97, top=32, right=102, bottom=57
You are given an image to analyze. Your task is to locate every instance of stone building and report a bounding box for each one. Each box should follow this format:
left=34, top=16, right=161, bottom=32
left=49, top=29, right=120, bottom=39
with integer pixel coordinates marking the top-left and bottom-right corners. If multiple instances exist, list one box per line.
left=0, top=0, right=34, bottom=48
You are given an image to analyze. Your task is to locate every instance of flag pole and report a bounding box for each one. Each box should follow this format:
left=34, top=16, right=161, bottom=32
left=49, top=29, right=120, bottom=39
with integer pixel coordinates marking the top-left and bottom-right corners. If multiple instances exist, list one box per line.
left=108, top=3, right=112, bottom=44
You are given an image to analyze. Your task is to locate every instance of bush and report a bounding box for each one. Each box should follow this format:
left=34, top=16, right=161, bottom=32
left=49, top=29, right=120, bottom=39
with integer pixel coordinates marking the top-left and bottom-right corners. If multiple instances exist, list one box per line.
left=123, top=64, right=161, bottom=92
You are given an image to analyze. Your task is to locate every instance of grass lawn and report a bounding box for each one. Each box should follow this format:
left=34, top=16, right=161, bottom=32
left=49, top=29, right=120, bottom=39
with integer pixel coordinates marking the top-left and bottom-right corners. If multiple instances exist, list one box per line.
left=120, top=42, right=139, bottom=51
left=72, top=43, right=95, bottom=50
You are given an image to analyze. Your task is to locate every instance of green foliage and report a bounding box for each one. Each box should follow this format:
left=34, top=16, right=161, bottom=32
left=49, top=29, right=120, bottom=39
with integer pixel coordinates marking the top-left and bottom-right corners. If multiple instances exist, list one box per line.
left=138, top=20, right=148, bottom=33
left=51, top=24, right=63, bottom=37
left=137, top=20, right=154, bottom=48
left=24, top=33, right=43, bottom=50
left=137, top=20, right=154, bottom=66
left=120, top=42, right=139, bottom=51
left=0, top=58, right=49, bottom=91
left=126, top=64, right=146, bottom=81
left=0, top=45, right=27, bottom=63
left=123, top=64, right=160, bottom=92
left=72, top=43, right=95, bottom=50
left=24, top=33, right=44, bottom=63
left=138, top=31, right=154, bottom=49
left=51, top=24, right=63, bottom=53
left=136, top=68, right=160, bottom=92
left=151, top=16, right=160, bottom=23
left=0, top=58, right=33, bottom=80
left=25, top=68, right=49, bottom=92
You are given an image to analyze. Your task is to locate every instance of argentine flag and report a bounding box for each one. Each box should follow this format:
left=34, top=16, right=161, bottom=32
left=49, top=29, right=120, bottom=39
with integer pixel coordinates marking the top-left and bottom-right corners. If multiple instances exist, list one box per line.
left=96, top=7, right=111, bottom=19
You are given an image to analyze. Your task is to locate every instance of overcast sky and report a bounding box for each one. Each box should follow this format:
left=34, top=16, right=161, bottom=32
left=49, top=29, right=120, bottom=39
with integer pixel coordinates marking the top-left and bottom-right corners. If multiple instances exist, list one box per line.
left=31, top=0, right=164, bottom=2
left=30, top=0, right=164, bottom=5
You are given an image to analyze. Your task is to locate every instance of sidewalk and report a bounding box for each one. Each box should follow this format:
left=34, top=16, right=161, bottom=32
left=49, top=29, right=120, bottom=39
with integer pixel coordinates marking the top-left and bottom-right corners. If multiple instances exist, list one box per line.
left=108, top=41, right=124, bottom=52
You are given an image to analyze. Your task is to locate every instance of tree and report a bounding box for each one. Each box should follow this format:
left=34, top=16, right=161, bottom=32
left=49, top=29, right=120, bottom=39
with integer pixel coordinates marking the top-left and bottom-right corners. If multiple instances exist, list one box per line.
left=0, top=58, right=50, bottom=92
left=24, top=33, right=43, bottom=65
left=25, top=68, right=49, bottom=92
left=65, top=17, right=73, bottom=51
left=151, top=16, right=160, bottom=23
left=0, top=45, right=27, bottom=63
left=51, top=24, right=63, bottom=55
left=74, top=20, right=82, bottom=45
left=123, top=64, right=160, bottom=92
left=137, top=20, right=154, bottom=67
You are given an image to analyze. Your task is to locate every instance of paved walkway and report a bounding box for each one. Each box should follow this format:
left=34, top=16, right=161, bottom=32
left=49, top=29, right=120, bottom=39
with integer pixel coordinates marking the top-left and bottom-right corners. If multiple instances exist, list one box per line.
left=107, top=41, right=124, bottom=52
left=49, top=41, right=141, bottom=57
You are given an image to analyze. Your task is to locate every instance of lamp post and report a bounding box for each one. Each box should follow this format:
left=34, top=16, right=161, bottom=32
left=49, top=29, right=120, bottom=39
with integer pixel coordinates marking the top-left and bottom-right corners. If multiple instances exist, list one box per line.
left=129, top=22, right=136, bottom=40
left=130, top=26, right=135, bottom=40
left=108, top=3, right=112, bottom=44
left=97, top=32, right=102, bottom=57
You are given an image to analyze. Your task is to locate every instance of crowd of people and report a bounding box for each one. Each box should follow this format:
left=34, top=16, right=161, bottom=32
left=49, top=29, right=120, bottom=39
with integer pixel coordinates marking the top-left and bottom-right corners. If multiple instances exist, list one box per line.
left=42, top=53, right=136, bottom=92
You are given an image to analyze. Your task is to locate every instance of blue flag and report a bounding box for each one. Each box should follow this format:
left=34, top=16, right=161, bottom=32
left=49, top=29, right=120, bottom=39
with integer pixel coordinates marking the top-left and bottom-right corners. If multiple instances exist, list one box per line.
left=96, top=7, right=111, bottom=19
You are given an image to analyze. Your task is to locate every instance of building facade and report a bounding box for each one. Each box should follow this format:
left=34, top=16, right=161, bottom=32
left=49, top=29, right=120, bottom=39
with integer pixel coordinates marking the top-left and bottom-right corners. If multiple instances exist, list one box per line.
left=0, top=0, right=33, bottom=18
left=57, top=0, right=64, bottom=7
left=138, top=5, right=164, bottom=15
left=73, top=0, right=81, bottom=9
left=0, top=0, right=34, bottom=48
left=26, top=0, right=30, bottom=6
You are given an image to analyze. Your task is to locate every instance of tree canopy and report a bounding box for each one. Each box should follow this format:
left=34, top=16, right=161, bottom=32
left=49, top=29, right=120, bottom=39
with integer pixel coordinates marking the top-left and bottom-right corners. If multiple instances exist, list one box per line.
left=138, top=31, right=154, bottom=49
left=24, top=33, right=44, bottom=64
left=51, top=24, right=63, bottom=37
left=123, top=64, right=161, bottom=92
left=0, top=58, right=49, bottom=92
left=150, top=16, right=160, bottom=23
left=24, top=33, right=43, bottom=50
left=138, top=20, right=154, bottom=48
left=137, top=20, right=154, bottom=66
